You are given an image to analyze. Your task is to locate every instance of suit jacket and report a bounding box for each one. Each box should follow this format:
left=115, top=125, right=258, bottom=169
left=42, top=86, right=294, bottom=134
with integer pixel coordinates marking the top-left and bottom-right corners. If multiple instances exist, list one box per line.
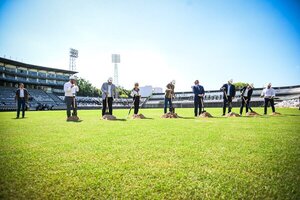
left=101, top=82, right=116, bottom=99
left=220, top=84, right=236, bottom=98
left=165, top=83, right=175, bottom=98
left=192, top=85, right=205, bottom=96
left=240, top=86, right=253, bottom=99
left=15, top=88, right=29, bottom=101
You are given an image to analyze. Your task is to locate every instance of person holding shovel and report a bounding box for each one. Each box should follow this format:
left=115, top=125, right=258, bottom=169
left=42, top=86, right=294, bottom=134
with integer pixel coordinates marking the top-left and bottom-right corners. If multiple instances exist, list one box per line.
left=220, top=79, right=236, bottom=116
left=130, top=82, right=141, bottom=115
left=64, top=75, right=79, bottom=121
left=192, top=80, right=205, bottom=117
left=239, top=83, right=254, bottom=115
left=261, top=83, right=276, bottom=115
left=101, top=77, right=116, bottom=116
left=164, top=80, right=175, bottom=114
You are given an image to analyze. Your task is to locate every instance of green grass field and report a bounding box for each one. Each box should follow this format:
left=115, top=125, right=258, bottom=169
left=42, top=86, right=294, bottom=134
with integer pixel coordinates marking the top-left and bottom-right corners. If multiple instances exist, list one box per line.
left=0, top=108, right=299, bottom=199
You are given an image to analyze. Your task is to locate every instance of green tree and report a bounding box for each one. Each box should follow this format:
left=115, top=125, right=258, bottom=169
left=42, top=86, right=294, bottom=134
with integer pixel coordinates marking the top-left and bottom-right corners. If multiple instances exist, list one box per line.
left=234, top=82, right=248, bottom=90
left=77, top=78, right=101, bottom=97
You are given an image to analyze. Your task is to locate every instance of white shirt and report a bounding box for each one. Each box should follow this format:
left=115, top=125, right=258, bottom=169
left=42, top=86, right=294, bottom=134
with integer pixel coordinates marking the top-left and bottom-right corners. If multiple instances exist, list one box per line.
left=64, top=81, right=79, bottom=97
left=107, top=85, right=112, bottom=97
left=19, top=89, right=24, bottom=97
left=243, top=88, right=249, bottom=97
left=227, top=85, right=231, bottom=95
left=261, top=88, right=275, bottom=98
left=131, top=89, right=139, bottom=97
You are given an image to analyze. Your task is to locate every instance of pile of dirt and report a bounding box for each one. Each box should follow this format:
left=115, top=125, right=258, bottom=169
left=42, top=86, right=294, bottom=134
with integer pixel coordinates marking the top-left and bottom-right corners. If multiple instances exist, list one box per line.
left=270, top=112, right=281, bottom=116
left=132, top=114, right=146, bottom=119
left=102, top=114, right=117, bottom=120
left=199, top=112, right=213, bottom=118
left=246, top=111, right=261, bottom=117
left=226, top=112, right=241, bottom=117
left=161, top=112, right=179, bottom=118
left=67, top=116, right=80, bottom=121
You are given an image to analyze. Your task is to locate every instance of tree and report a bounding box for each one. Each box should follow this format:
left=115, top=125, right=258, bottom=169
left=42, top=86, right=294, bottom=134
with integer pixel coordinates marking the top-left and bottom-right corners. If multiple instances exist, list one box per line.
left=116, top=86, right=131, bottom=98
left=77, top=78, right=101, bottom=97
left=234, top=82, right=248, bottom=90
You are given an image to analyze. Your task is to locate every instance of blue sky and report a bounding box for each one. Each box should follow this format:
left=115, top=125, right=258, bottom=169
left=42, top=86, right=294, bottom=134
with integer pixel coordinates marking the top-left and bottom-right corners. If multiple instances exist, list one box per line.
left=0, top=0, right=299, bottom=91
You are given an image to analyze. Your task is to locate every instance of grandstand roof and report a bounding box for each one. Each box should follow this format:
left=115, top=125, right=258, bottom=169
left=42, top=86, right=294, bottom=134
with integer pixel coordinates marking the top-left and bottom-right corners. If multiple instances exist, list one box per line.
left=0, top=57, right=77, bottom=74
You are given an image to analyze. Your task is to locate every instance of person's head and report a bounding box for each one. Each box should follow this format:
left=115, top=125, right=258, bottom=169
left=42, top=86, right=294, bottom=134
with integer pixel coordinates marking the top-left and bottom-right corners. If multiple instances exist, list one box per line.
left=19, top=83, right=24, bottom=89
left=69, top=75, right=77, bottom=84
left=194, top=80, right=199, bottom=85
left=267, top=83, right=272, bottom=89
left=134, top=82, right=139, bottom=89
left=171, top=80, right=176, bottom=85
left=228, top=79, right=233, bottom=85
left=108, top=77, right=113, bottom=85
left=248, top=83, right=254, bottom=89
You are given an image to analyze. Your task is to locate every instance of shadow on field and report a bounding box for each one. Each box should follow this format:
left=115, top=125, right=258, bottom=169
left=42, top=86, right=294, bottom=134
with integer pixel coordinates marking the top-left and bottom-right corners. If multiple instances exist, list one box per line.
left=66, top=120, right=83, bottom=123
left=11, top=117, right=27, bottom=120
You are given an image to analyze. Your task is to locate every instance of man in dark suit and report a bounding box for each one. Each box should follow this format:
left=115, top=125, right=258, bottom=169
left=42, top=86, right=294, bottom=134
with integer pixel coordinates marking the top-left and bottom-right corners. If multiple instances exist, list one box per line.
left=240, top=83, right=254, bottom=115
left=15, top=83, right=29, bottom=118
left=192, top=80, right=205, bottom=116
left=220, top=79, right=236, bottom=115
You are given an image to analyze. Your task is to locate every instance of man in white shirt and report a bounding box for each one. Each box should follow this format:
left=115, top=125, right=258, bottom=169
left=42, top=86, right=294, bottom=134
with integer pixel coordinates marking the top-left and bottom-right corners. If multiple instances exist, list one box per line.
left=261, top=83, right=276, bottom=114
left=64, top=75, right=79, bottom=120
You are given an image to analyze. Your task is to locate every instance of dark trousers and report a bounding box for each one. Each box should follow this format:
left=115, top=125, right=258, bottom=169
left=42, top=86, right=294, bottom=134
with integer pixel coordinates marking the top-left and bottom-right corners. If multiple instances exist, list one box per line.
left=223, top=96, right=233, bottom=115
left=164, top=98, right=173, bottom=113
left=194, top=96, right=203, bottom=116
left=240, top=97, right=253, bottom=114
left=65, top=96, right=77, bottom=117
left=17, top=98, right=26, bottom=118
left=264, top=98, right=275, bottom=114
left=133, top=97, right=140, bottom=114
left=102, top=97, right=113, bottom=116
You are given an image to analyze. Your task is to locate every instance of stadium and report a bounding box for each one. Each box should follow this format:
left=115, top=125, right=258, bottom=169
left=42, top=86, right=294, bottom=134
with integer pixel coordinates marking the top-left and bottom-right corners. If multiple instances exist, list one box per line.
left=1, top=1, right=300, bottom=199
left=1, top=57, right=300, bottom=199
left=1, top=57, right=299, bottom=111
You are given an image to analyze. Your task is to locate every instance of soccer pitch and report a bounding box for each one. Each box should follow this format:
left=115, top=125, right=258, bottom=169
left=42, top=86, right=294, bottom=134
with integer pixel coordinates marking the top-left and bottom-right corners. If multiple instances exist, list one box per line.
left=0, top=108, right=299, bottom=199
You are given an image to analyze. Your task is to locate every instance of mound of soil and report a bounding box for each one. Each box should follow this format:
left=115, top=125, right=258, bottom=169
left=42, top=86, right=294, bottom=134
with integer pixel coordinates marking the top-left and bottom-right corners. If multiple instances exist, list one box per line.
left=226, top=112, right=241, bottom=117
left=270, top=112, right=281, bottom=116
left=132, top=114, right=146, bottom=119
left=102, top=114, right=117, bottom=120
left=67, top=116, right=80, bottom=121
left=246, top=111, right=261, bottom=117
left=199, top=112, right=213, bottom=118
left=161, top=112, right=179, bottom=118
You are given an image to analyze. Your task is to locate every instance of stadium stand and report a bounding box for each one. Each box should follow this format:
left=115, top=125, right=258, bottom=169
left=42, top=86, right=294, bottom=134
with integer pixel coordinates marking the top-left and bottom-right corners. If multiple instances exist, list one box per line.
left=0, top=57, right=299, bottom=111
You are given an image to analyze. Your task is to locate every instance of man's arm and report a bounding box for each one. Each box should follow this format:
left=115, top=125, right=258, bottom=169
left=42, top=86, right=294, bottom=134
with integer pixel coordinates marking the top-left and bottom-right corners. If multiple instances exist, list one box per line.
left=101, top=83, right=107, bottom=93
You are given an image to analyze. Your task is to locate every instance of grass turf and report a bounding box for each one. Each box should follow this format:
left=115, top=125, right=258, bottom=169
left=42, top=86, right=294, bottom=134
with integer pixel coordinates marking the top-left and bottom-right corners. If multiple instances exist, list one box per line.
left=0, top=108, right=299, bottom=199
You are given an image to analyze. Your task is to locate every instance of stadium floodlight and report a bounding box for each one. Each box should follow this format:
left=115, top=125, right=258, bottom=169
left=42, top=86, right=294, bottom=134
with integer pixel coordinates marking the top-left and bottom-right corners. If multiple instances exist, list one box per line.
left=70, top=48, right=78, bottom=58
left=69, top=48, right=78, bottom=71
left=112, top=54, right=120, bottom=86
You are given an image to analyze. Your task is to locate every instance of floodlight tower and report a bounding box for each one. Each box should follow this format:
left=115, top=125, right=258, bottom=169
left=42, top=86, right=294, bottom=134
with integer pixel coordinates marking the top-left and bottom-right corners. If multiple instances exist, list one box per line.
left=69, top=48, right=78, bottom=71
left=112, top=54, right=120, bottom=86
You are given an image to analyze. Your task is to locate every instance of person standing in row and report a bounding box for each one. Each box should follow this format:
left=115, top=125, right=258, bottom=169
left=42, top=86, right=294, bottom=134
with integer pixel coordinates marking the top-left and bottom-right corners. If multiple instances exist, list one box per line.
left=15, top=83, right=29, bottom=118
left=101, top=77, right=116, bottom=116
left=64, top=75, right=79, bottom=120
left=220, top=79, right=236, bottom=115
left=192, top=80, right=205, bottom=117
left=240, top=83, right=254, bottom=115
left=130, top=82, right=141, bottom=115
left=164, top=80, right=175, bottom=114
left=261, top=83, right=276, bottom=114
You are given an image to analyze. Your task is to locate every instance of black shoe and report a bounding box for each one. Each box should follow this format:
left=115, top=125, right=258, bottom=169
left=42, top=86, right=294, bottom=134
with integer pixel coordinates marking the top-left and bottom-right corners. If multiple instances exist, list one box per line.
left=16, top=116, right=19, bottom=119
left=222, top=114, right=225, bottom=116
